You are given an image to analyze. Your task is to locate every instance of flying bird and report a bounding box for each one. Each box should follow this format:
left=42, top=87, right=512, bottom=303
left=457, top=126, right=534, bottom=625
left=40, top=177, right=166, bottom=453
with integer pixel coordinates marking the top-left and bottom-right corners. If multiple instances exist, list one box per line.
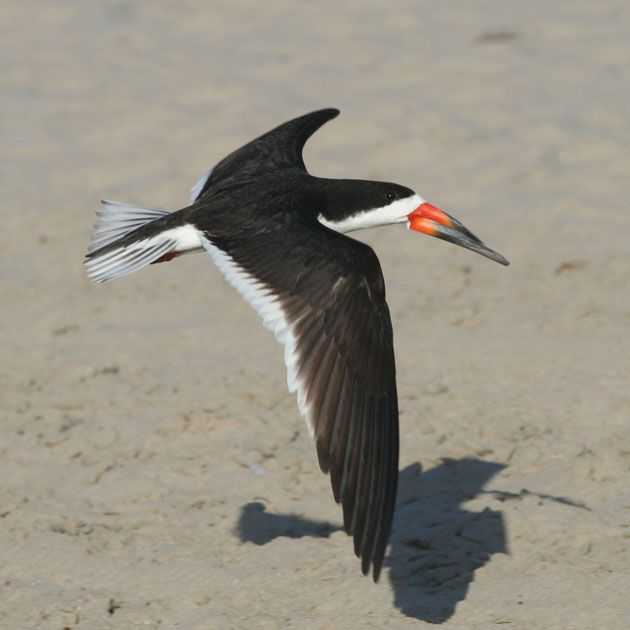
left=85, top=108, right=508, bottom=581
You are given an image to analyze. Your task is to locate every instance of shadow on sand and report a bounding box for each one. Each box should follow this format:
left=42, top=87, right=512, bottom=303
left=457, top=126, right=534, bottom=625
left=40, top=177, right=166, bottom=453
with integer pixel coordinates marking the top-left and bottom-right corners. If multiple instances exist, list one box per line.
left=235, top=457, right=509, bottom=623
left=235, top=500, right=343, bottom=545
left=386, top=459, right=508, bottom=623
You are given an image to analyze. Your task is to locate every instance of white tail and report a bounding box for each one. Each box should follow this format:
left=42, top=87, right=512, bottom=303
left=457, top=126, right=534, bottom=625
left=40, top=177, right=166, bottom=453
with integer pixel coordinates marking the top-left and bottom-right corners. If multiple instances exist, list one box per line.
left=84, top=200, right=202, bottom=283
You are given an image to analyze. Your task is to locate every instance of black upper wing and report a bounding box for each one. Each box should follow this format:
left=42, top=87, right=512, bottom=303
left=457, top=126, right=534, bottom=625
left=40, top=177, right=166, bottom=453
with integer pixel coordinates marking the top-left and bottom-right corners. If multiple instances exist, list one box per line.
left=196, top=216, right=398, bottom=581
left=194, top=108, right=340, bottom=199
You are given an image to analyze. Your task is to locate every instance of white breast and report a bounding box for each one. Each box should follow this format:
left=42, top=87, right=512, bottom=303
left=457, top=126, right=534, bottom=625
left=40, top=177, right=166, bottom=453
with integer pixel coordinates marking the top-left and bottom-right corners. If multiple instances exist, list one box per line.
left=317, top=193, right=424, bottom=233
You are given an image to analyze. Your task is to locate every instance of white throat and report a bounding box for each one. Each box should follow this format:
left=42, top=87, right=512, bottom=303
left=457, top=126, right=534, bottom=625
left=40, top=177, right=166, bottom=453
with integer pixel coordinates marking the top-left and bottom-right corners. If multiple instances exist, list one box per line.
left=317, top=193, right=424, bottom=233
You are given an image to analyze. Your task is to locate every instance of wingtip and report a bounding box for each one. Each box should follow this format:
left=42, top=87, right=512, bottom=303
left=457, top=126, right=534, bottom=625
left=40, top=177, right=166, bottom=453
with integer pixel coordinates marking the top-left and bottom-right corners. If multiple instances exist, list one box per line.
left=323, top=107, right=340, bottom=122
left=305, top=107, right=340, bottom=123
left=357, top=550, right=384, bottom=582
left=372, top=562, right=383, bottom=583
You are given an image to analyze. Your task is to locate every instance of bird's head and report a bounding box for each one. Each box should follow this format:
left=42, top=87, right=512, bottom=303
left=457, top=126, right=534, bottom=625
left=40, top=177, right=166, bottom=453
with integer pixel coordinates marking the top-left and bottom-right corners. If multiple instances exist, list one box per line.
left=317, top=180, right=509, bottom=266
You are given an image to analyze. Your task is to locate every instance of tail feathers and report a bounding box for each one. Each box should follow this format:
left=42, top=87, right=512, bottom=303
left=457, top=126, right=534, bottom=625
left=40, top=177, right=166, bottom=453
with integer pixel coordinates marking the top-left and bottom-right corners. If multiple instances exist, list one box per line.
left=85, top=200, right=202, bottom=283
left=85, top=237, right=178, bottom=283
left=88, top=200, right=170, bottom=253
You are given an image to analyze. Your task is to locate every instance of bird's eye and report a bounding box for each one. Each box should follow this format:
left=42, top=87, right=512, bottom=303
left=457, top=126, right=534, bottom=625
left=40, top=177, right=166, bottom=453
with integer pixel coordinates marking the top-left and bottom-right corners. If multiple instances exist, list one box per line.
left=386, top=191, right=395, bottom=201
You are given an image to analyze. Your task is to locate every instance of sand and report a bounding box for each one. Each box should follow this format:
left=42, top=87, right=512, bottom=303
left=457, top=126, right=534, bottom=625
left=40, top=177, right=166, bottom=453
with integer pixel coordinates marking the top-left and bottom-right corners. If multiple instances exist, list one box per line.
left=1, top=1, right=628, bottom=628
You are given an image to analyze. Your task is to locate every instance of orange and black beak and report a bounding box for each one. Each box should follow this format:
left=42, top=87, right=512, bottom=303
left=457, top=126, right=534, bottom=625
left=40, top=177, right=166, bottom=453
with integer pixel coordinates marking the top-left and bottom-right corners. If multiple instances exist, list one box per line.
left=407, top=203, right=509, bottom=266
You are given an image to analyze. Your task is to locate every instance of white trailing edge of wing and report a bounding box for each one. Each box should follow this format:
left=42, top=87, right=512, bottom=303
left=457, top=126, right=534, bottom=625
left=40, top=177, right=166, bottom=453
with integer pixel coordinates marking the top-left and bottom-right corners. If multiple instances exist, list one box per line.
left=199, top=235, right=314, bottom=437
left=191, top=165, right=215, bottom=202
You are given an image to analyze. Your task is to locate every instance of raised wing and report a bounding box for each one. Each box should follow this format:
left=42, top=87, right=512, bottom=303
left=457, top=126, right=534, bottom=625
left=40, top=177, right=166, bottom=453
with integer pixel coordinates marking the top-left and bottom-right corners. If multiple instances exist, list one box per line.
left=192, top=108, right=340, bottom=201
left=197, top=219, right=398, bottom=581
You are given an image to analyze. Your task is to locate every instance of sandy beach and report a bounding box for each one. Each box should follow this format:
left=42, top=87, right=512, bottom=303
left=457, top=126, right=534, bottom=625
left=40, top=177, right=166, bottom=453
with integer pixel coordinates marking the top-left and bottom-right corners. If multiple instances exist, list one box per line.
left=1, top=1, right=628, bottom=628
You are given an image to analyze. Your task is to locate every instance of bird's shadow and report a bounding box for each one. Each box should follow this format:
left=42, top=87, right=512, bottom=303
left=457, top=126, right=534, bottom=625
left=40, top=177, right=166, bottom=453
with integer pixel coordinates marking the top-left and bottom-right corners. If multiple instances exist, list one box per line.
left=235, top=458, right=507, bottom=622
left=386, top=459, right=508, bottom=623
left=235, top=500, right=343, bottom=545
left=234, top=457, right=589, bottom=622
left=388, top=458, right=589, bottom=622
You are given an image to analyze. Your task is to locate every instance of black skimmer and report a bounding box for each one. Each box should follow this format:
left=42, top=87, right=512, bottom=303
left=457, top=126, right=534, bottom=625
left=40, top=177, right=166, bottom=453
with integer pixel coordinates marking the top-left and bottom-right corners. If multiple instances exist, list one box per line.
left=85, top=108, right=508, bottom=581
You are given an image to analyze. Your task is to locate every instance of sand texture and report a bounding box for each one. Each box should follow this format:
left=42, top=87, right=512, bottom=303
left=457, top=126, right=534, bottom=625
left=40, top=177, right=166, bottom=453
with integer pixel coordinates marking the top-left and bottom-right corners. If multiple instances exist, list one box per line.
left=1, top=1, right=629, bottom=628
